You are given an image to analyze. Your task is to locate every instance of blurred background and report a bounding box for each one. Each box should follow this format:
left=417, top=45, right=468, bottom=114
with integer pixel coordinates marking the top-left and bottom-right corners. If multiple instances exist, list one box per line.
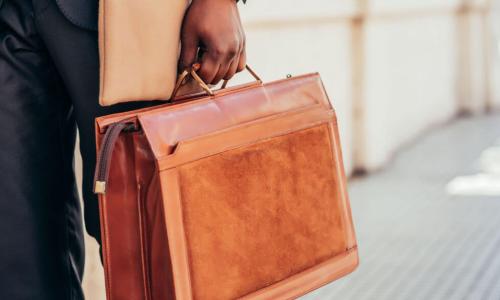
left=82, top=0, right=500, bottom=299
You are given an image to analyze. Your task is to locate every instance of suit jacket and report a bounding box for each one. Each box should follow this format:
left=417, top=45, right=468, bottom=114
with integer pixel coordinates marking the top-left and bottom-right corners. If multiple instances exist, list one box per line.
left=55, top=0, right=98, bottom=31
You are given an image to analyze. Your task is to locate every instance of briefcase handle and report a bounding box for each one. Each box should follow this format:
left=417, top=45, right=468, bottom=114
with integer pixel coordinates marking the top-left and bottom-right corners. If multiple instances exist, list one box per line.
left=170, top=63, right=262, bottom=100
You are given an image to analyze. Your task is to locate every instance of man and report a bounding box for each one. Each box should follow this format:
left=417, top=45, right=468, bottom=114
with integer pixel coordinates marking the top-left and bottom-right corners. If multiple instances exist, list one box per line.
left=0, top=0, right=246, bottom=298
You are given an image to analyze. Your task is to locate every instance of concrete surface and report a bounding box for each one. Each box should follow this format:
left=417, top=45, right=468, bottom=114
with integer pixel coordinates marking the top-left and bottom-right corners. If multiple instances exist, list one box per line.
left=301, top=113, right=500, bottom=299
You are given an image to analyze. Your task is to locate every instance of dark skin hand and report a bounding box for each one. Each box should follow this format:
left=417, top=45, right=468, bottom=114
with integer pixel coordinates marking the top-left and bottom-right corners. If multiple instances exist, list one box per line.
left=180, top=0, right=246, bottom=85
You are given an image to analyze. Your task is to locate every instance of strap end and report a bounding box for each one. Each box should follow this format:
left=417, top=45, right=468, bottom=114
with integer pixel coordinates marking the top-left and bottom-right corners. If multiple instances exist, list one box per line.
left=94, top=181, right=107, bottom=195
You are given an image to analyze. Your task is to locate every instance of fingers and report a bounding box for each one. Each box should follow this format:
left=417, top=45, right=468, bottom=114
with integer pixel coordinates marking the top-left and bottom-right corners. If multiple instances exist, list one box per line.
left=224, top=39, right=246, bottom=81
left=223, top=55, right=240, bottom=81
left=236, top=26, right=247, bottom=73
left=198, top=35, right=246, bottom=84
left=179, top=0, right=247, bottom=83
left=211, top=53, right=234, bottom=85
left=179, top=33, right=199, bottom=70
left=183, top=41, right=243, bottom=84
left=199, top=46, right=235, bottom=85
left=223, top=31, right=244, bottom=81
left=237, top=47, right=247, bottom=73
left=198, top=52, right=221, bottom=84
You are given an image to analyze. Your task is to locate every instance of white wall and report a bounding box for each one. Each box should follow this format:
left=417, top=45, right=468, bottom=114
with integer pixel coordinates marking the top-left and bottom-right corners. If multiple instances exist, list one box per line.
left=239, top=0, right=498, bottom=173
left=489, top=1, right=500, bottom=108
left=358, top=0, right=465, bottom=169
left=361, top=14, right=459, bottom=169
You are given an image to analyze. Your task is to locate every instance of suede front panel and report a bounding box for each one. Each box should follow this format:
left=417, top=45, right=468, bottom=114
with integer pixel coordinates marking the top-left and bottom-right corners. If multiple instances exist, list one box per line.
left=177, top=124, right=348, bottom=300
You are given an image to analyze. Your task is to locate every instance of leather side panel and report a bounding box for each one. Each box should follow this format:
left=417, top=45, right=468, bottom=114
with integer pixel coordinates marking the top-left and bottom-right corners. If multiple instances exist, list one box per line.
left=133, top=133, right=175, bottom=300
left=98, top=134, right=146, bottom=300
left=160, top=169, right=194, bottom=300
left=329, top=122, right=357, bottom=249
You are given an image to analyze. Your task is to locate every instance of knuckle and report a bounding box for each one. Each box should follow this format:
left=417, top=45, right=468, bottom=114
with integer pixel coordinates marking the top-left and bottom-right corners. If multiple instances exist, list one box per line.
left=237, top=63, right=246, bottom=72
left=197, top=26, right=211, bottom=39
left=213, top=47, right=225, bottom=57
left=199, top=69, right=211, bottom=81
left=212, top=45, right=229, bottom=58
left=213, top=44, right=238, bottom=58
left=227, top=47, right=238, bottom=57
left=180, top=58, right=192, bottom=68
left=211, top=77, right=221, bottom=84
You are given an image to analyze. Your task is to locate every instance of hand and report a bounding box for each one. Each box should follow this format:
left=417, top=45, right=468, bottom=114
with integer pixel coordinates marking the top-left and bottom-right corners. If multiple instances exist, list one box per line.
left=179, top=0, right=246, bottom=85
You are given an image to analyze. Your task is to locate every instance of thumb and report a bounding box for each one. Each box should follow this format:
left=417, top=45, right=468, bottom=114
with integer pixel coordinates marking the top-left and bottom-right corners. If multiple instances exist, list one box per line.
left=179, top=34, right=199, bottom=70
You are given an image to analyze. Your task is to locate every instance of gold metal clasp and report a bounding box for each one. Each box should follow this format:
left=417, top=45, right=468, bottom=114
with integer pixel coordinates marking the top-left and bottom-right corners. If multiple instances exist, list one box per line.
left=94, top=181, right=107, bottom=195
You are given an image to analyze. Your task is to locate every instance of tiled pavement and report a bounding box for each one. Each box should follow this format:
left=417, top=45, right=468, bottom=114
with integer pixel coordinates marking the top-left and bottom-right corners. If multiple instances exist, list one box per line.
left=83, top=113, right=500, bottom=300
left=301, top=113, right=500, bottom=300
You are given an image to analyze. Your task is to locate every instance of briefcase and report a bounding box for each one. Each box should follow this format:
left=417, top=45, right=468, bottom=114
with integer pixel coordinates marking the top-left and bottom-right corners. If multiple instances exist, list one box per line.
left=94, top=66, right=358, bottom=300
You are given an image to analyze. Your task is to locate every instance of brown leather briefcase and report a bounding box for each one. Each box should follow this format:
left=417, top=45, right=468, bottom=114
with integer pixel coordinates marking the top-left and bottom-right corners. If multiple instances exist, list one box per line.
left=93, top=66, right=358, bottom=300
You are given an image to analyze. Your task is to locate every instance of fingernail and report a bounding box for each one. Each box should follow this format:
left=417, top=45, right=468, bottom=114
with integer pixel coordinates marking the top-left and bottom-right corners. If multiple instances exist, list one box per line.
left=192, top=63, right=201, bottom=71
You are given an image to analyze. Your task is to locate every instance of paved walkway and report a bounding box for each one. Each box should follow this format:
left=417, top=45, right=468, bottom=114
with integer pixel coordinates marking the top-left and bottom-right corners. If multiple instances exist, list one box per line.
left=302, top=113, right=500, bottom=300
